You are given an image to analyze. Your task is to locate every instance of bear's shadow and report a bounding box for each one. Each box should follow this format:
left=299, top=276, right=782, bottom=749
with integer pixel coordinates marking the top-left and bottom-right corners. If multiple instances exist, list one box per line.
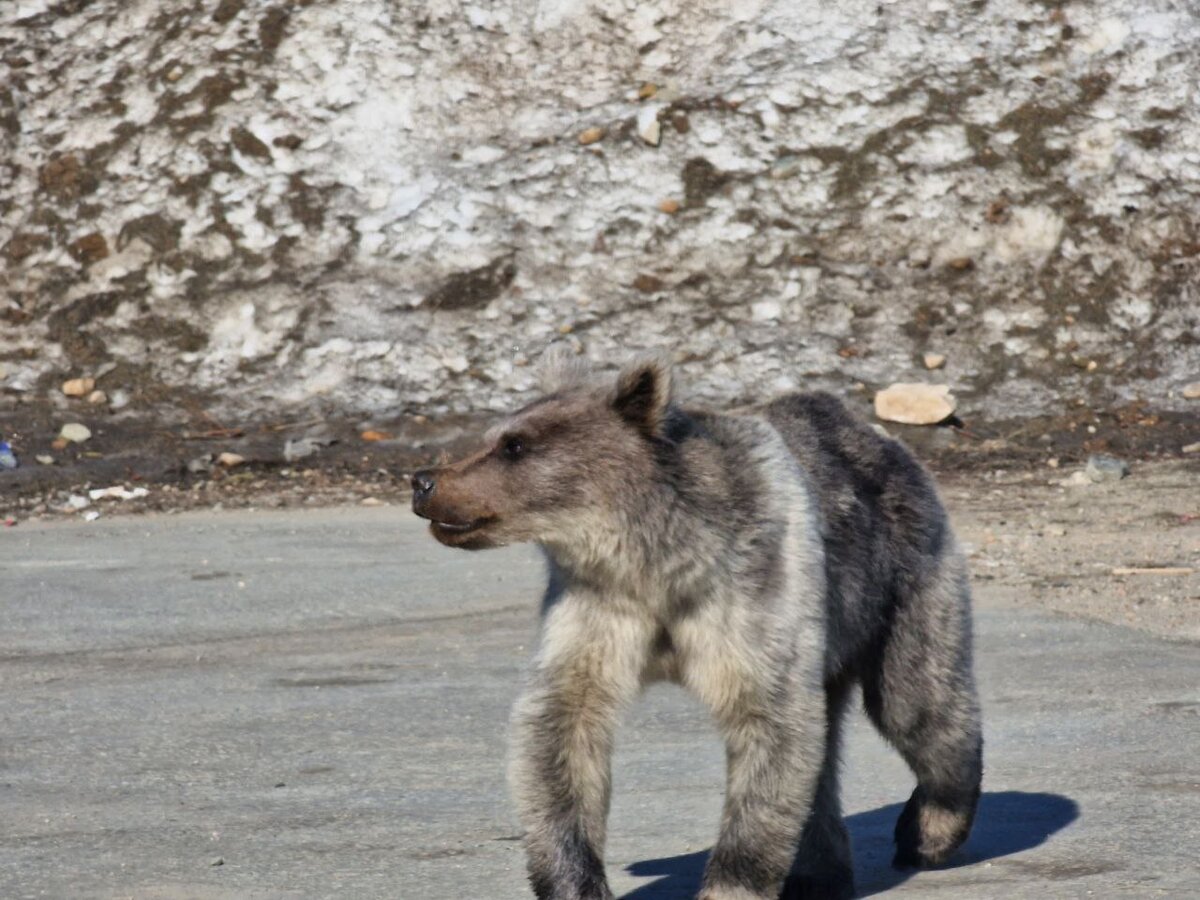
left=621, top=790, right=1079, bottom=899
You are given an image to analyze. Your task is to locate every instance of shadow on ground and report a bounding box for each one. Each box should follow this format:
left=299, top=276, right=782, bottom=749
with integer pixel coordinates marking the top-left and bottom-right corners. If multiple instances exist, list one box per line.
left=621, top=791, right=1079, bottom=899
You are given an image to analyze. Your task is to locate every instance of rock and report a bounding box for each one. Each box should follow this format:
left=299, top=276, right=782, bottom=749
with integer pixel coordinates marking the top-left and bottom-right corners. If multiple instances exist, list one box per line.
left=658, top=199, right=680, bottom=214
left=769, top=156, right=806, bottom=180
left=873, top=383, right=957, bottom=425
left=59, top=423, right=92, bottom=443
left=86, top=390, right=108, bottom=405
left=1085, top=454, right=1130, bottom=483
left=633, top=274, right=664, bottom=294
left=65, top=494, right=91, bottom=511
left=1183, top=383, right=1200, bottom=400
left=945, top=257, right=974, bottom=271
left=82, top=510, right=101, bottom=522
left=1183, top=442, right=1200, bottom=454
left=1063, top=470, right=1092, bottom=487
left=637, top=82, right=658, bottom=100
left=283, top=437, right=330, bottom=462
left=578, top=127, right=604, bottom=146
left=637, top=107, right=661, bottom=146
left=923, top=353, right=947, bottom=370
left=217, top=452, right=246, bottom=467
left=210, top=857, right=224, bottom=867
left=36, top=454, right=54, bottom=465
left=360, top=430, right=391, bottom=442
left=187, top=454, right=214, bottom=474
left=108, top=390, right=131, bottom=411
left=62, top=377, right=96, bottom=397
left=360, top=497, right=384, bottom=507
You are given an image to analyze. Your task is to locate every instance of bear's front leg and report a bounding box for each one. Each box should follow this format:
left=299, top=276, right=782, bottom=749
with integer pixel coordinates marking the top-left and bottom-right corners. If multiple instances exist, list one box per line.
left=693, top=658, right=828, bottom=900
left=510, top=593, right=652, bottom=900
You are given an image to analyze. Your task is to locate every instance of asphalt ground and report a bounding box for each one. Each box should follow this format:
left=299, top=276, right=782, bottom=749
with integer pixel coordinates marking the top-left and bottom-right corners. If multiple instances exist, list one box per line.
left=1, top=508, right=1197, bottom=899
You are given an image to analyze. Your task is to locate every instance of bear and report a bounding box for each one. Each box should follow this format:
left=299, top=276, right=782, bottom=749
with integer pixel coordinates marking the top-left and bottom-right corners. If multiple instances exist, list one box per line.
left=410, top=354, right=983, bottom=900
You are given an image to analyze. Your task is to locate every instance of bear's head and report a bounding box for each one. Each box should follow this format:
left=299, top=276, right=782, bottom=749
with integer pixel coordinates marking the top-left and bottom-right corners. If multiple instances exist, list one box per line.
left=411, top=353, right=676, bottom=551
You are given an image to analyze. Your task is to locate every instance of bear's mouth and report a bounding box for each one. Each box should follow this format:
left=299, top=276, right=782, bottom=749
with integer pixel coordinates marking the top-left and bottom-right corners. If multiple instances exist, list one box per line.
left=429, top=516, right=494, bottom=538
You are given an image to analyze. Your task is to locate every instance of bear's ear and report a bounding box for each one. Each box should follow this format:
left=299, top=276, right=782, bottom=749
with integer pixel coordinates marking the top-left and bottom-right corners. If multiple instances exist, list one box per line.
left=612, top=356, right=673, bottom=436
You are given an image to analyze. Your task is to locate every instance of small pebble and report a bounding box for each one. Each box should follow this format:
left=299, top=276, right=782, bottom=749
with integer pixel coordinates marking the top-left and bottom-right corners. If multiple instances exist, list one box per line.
left=658, top=199, right=680, bottom=214
left=86, top=389, right=108, bottom=405
left=1183, top=383, right=1200, bottom=400
left=637, top=107, right=661, bottom=146
left=210, top=857, right=224, bottom=867
left=188, top=454, right=214, bottom=474
left=923, top=353, right=946, bottom=370
left=578, top=127, right=604, bottom=146
left=59, top=423, right=92, bottom=443
left=62, top=377, right=95, bottom=398
left=1084, top=454, right=1129, bottom=483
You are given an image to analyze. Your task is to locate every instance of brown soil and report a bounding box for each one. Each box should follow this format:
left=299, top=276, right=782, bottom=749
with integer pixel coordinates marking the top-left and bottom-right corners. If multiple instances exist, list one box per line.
left=2, top=396, right=1196, bottom=640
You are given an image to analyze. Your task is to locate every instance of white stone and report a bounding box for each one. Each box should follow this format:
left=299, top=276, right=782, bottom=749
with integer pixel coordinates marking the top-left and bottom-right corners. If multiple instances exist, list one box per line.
left=59, top=423, right=92, bottom=443
left=874, top=383, right=957, bottom=425
left=637, top=106, right=662, bottom=146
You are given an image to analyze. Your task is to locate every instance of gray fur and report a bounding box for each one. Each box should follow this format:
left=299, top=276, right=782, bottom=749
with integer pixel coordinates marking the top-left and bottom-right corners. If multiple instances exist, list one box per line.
left=411, top=359, right=983, bottom=900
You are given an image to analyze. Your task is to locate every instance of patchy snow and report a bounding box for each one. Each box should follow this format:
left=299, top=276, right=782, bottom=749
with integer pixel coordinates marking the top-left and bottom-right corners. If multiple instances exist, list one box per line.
left=1, top=0, right=1197, bottom=421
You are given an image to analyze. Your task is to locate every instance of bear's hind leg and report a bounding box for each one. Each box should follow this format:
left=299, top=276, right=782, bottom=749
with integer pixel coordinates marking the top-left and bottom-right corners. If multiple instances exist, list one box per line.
left=863, top=555, right=983, bottom=869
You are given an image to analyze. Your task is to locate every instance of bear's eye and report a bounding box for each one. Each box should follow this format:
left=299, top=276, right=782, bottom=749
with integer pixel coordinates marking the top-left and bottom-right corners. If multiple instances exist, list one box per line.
left=501, top=436, right=527, bottom=461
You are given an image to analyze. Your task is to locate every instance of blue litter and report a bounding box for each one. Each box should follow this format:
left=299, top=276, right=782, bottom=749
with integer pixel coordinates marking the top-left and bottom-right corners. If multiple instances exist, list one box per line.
left=0, top=441, right=17, bottom=470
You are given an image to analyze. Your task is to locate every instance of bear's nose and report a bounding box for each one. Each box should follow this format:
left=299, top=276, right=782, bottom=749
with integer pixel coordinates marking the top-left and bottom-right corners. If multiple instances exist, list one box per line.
left=411, top=470, right=436, bottom=501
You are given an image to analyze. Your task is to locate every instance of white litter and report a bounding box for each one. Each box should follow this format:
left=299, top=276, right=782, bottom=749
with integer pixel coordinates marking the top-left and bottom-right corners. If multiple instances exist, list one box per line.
left=88, top=486, right=150, bottom=501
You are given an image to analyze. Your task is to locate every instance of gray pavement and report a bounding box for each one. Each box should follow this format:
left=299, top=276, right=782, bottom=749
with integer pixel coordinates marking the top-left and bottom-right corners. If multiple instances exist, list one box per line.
left=1, top=508, right=1197, bottom=899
